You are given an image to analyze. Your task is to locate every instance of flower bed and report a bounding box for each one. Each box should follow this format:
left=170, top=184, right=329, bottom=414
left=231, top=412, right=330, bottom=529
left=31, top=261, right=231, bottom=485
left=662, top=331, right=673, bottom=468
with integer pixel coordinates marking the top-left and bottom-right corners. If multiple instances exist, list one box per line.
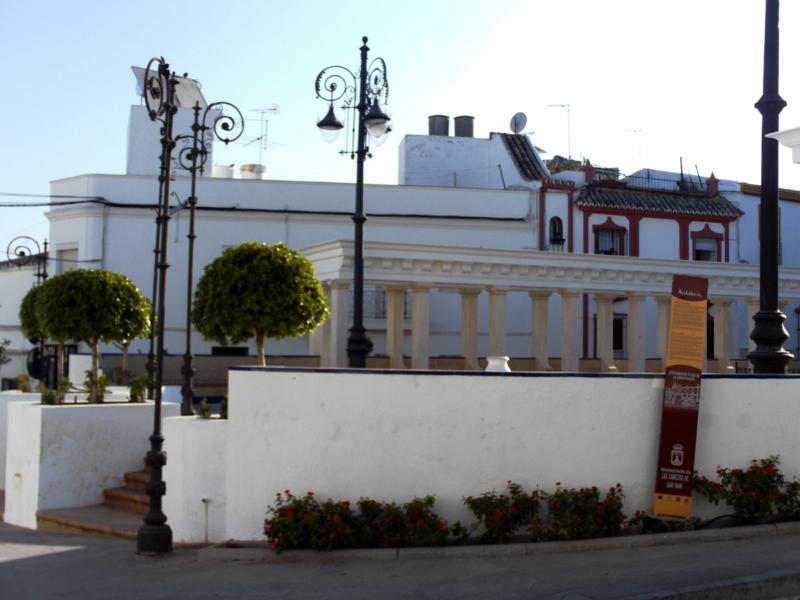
left=265, top=481, right=644, bottom=553
left=265, top=458, right=800, bottom=553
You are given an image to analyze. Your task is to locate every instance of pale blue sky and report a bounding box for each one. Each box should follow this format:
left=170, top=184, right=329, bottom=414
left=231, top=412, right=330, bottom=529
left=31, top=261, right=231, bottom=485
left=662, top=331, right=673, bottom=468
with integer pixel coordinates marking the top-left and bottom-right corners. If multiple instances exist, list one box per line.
left=1, top=0, right=799, bottom=254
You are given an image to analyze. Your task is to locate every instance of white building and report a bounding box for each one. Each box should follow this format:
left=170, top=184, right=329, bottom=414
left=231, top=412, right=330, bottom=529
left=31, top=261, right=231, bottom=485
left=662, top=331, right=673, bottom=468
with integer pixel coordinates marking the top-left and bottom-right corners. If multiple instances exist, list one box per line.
left=3, top=107, right=800, bottom=390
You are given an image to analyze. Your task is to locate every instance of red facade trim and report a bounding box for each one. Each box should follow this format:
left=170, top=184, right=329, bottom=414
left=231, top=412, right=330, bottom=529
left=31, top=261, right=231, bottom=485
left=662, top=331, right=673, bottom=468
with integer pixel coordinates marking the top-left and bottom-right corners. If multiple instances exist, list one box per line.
left=568, top=190, right=574, bottom=252
left=628, top=215, right=642, bottom=257
left=690, top=224, right=724, bottom=263
left=724, top=221, right=730, bottom=262
left=678, top=218, right=691, bottom=260
left=538, top=188, right=546, bottom=251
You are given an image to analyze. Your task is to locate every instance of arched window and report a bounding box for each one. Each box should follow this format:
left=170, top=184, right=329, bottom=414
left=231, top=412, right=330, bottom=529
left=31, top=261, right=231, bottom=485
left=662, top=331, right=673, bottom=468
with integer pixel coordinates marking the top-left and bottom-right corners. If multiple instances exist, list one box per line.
left=549, top=217, right=565, bottom=251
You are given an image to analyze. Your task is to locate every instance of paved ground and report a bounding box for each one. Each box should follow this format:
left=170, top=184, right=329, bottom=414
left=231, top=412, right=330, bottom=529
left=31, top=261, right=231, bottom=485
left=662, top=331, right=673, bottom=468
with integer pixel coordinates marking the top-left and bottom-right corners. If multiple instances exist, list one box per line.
left=1, top=521, right=799, bottom=599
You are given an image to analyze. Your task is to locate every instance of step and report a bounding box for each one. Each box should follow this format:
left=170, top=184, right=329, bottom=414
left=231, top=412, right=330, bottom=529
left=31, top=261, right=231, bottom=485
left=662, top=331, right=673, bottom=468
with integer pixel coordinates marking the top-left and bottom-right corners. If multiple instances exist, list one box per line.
left=123, top=470, right=149, bottom=494
left=37, top=505, right=142, bottom=540
left=103, top=486, right=149, bottom=514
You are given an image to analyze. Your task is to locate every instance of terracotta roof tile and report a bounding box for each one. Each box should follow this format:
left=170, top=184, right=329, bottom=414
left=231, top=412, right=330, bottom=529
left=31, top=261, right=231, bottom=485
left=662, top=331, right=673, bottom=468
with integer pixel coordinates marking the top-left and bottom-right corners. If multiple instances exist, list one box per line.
left=499, top=134, right=550, bottom=182
left=576, top=186, right=743, bottom=218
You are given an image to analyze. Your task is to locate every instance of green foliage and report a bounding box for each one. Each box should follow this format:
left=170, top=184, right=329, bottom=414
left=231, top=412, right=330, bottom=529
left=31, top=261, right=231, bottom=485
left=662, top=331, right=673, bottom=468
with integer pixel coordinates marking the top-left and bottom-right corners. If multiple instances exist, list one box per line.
left=39, top=378, right=72, bottom=405
left=0, top=338, right=9, bottom=368
left=128, top=376, right=148, bottom=403
left=264, top=492, right=452, bottom=553
left=37, top=269, right=151, bottom=345
left=18, top=288, right=46, bottom=343
left=532, top=483, right=634, bottom=541
left=198, top=398, right=212, bottom=418
left=693, top=456, right=800, bottom=524
left=36, top=269, right=150, bottom=402
left=192, top=242, right=329, bottom=363
left=464, top=481, right=540, bottom=543
left=83, top=371, right=109, bottom=404
left=16, top=373, right=32, bottom=393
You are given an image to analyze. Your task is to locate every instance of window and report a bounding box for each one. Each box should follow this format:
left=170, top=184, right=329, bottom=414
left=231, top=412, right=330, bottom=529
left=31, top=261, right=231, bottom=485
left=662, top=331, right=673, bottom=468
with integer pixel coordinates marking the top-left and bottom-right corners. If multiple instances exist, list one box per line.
left=690, top=225, right=723, bottom=263
left=593, top=218, right=627, bottom=256
left=613, top=316, right=626, bottom=359
left=693, top=238, right=718, bottom=262
left=349, top=284, right=410, bottom=320
left=548, top=217, right=565, bottom=252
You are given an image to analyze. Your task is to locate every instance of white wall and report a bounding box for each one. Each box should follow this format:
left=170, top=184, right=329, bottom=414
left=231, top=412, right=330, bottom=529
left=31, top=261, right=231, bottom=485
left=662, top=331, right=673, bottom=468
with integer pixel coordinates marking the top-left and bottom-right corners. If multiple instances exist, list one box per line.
left=163, top=417, right=228, bottom=543
left=4, top=401, right=179, bottom=529
left=0, top=392, right=40, bottom=490
left=639, top=218, right=680, bottom=260
left=0, top=265, right=38, bottom=384
left=193, top=368, right=800, bottom=542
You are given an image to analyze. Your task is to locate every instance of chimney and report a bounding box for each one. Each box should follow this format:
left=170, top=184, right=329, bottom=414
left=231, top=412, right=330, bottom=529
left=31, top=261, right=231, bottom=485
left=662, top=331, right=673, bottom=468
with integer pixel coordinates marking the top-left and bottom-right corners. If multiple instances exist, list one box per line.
left=583, top=159, right=595, bottom=184
left=428, top=115, right=450, bottom=136
left=706, top=172, right=719, bottom=196
left=453, top=115, right=474, bottom=137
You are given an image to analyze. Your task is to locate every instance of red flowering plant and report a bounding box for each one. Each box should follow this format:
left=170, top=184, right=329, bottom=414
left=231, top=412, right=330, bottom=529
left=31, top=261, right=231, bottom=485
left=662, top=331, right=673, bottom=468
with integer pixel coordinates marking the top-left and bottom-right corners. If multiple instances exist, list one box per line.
left=263, top=491, right=358, bottom=553
left=464, top=481, right=540, bottom=543
left=693, top=456, right=800, bottom=524
left=533, top=483, right=632, bottom=541
left=265, top=492, right=452, bottom=552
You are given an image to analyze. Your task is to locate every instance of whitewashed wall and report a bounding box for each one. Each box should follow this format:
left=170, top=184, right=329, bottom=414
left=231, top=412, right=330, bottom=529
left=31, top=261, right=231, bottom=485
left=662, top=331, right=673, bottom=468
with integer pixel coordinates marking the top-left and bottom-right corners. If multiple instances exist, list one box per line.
left=163, top=417, right=228, bottom=544
left=4, top=401, right=179, bottom=529
left=0, top=392, right=40, bottom=490
left=164, top=368, right=800, bottom=542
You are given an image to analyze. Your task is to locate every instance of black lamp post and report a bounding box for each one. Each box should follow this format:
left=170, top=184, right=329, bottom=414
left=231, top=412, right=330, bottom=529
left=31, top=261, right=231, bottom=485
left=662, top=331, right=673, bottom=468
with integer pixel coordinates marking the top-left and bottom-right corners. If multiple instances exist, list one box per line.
left=175, top=101, right=243, bottom=416
left=137, top=56, right=179, bottom=556
left=314, top=36, right=391, bottom=368
left=7, top=236, right=49, bottom=383
left=748, top=0, right=794, bottom=373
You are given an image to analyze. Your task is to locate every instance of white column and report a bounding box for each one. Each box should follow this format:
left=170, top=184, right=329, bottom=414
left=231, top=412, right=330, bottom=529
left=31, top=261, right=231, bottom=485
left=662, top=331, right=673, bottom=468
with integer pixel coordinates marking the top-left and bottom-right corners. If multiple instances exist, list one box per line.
left=411, top=285, right=431, bottom=369
left=626, top=294, right=646, bottom=372
left=309, top=284, right=330, bottom=367
left=595, top=294, right=616, bottom=371
left=712, top=298, right=733, bottom=373
left=327, top=281, right=350, bottom=368
left=487, top=287, right=509, bottom=357
left=746, top=298, right=759, bottom=353
left=529, top=290, right=551, bottom=371
left=559, top=290, right=581, bottom=372
left=385, top=286, right=406, bottom=369
left=655, top=295, right=671, bottom=366
left=459, top=288, right=481, bottom=370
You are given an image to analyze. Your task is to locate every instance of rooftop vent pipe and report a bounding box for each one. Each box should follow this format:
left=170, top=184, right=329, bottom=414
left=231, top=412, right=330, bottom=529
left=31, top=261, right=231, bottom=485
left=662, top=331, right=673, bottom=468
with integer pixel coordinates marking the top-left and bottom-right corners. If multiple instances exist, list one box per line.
left=454, top=115, right=474, bottom=137
left=428, top=115, right=450, bottom=136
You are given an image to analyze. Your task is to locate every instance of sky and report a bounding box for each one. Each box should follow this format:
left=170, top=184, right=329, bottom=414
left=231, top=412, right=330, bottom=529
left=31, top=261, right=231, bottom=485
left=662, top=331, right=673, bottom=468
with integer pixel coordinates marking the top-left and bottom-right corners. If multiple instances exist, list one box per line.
left=1, top=0, right=800, bottom=255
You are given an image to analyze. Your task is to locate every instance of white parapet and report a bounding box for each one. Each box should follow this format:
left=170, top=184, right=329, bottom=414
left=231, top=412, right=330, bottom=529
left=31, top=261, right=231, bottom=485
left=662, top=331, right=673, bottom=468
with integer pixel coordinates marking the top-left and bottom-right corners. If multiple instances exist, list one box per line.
left=0, top=392, right=42, bottom=490
left=4, top=401, right=179, bottom=529
left=767, top=126, right=800, bottom=163
left=163, top=416, right=228, bottom=544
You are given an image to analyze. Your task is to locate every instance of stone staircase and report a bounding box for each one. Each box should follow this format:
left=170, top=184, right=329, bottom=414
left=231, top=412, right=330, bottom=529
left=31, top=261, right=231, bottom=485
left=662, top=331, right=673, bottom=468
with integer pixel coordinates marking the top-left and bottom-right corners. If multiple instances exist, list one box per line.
left=36, top=467, right=149, bottom=540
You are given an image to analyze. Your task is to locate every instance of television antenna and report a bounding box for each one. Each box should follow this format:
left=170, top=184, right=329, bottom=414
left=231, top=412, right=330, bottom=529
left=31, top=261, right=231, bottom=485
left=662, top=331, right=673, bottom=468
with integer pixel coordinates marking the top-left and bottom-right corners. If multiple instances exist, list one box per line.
left=548, top=103, right=572, bottom=159
left=241, top=105, right=280, bottom=165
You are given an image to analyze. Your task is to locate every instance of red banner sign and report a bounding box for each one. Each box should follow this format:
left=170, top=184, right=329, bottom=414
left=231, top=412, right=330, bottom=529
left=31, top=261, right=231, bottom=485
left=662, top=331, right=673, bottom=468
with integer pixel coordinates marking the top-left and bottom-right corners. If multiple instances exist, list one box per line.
left=653, top=275, right=708, bottom=518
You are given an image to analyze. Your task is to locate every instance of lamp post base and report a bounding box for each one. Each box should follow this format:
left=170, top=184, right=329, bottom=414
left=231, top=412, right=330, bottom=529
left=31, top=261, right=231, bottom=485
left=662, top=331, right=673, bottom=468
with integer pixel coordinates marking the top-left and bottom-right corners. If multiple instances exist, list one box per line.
left=748, top=309, right=794, bottom=373
left=346, top=326, right=373, bottom=368
left=136, top=524, right=173, bottom=556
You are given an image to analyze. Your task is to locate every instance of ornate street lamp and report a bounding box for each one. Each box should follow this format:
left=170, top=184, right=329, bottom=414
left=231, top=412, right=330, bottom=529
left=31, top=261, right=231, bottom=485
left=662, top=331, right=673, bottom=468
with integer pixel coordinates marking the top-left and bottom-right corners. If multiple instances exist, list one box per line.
left=137, top=55, right=179, bottom=556
left=7, top=236, right=49, bottom=384
left=314, top=36, right=390, bottom=368
left=174, top=101, right=243, bottom=416
left=748, top=0, right=794, bottom=373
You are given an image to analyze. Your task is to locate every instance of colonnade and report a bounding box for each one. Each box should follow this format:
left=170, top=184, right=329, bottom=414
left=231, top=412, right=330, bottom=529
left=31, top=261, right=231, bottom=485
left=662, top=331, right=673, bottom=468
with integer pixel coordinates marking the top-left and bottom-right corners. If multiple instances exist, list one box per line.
left=312, top=281, right=776, bottom=373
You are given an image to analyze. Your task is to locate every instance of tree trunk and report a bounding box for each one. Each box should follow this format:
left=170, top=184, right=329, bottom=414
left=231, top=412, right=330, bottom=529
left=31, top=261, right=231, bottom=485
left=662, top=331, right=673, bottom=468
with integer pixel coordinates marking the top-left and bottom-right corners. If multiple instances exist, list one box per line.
left=256, top=331, right=266, bottom=367
left=121, top=341, right=130, bottom=384
left=91, top=339, right=100, bottom=403
left=56, top=342, right=65, bottom=383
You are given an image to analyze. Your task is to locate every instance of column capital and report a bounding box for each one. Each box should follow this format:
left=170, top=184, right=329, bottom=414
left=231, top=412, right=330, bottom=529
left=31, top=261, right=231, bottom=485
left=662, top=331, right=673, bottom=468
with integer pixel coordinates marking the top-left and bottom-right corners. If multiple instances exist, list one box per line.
left=458, top=287, right=482, bottom=297
left=528, top=289, right=553, bottom=300
left=410, top=283, right=434, bottom=292
left=486, top=286, right=510, bottom=295
left=328, top=279, right=351, bottom=291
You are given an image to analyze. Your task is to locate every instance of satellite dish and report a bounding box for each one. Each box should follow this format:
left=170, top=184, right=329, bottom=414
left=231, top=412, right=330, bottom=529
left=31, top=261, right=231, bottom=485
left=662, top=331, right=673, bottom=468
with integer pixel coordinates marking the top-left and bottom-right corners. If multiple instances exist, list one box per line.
left=510, top=112, right=527, bottom=134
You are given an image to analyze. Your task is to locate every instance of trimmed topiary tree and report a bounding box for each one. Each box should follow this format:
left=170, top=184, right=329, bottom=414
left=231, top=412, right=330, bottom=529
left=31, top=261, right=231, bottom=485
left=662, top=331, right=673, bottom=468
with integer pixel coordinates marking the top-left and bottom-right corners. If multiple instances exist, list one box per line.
left=19, top=287, right=46, bottom=343
left=37, top=269, right=151, bottom=402
left=192, top=241, right=329, bottom=366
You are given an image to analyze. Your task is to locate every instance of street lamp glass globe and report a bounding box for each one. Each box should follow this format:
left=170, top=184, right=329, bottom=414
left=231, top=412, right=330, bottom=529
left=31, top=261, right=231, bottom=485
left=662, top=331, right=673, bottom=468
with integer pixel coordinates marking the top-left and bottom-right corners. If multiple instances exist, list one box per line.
left=364, top=101, right=390, bottom=138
